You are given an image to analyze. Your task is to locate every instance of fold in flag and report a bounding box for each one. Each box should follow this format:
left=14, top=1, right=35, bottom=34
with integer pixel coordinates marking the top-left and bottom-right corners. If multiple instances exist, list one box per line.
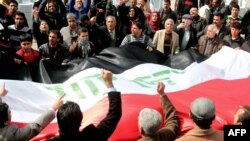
left=1, top=47, right=250, bottom=140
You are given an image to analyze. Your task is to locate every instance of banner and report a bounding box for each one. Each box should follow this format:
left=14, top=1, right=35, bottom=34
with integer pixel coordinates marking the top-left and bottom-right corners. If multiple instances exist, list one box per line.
left=1, top=47, right=250, bottom=140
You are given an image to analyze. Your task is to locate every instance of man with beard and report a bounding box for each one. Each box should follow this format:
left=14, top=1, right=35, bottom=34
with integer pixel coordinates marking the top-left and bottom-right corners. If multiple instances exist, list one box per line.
left=39, top=30, right=70, bottom=64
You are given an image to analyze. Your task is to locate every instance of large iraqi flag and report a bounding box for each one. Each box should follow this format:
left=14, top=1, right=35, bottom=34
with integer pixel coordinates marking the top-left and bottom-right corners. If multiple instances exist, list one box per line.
left=1, top=46, right=250, bottom=140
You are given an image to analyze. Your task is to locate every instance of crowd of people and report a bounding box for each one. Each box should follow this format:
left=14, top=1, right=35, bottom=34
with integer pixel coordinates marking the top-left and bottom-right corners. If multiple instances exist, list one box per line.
left=0, top=0, right=250, bottom=140
left=0, top=0, right=249, bottom=67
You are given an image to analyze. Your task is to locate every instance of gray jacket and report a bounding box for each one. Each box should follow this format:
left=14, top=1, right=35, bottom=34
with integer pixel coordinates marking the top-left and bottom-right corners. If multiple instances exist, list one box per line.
left=0, top=97, right=56, bottom=141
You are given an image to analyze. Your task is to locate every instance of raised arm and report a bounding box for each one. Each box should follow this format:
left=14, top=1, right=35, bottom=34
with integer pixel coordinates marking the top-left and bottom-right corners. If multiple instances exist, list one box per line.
left=96, top=69, right=122, bottom=139
left=14, top=94, right=65, bottom=141
left=157, top=81, right=179, bottom=140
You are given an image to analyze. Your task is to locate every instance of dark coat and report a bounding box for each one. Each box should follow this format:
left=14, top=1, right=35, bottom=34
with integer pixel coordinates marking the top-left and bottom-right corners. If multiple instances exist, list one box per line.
left=100, top=26, right=125, bottom=47
left=47, top=91, right=122, bottom=141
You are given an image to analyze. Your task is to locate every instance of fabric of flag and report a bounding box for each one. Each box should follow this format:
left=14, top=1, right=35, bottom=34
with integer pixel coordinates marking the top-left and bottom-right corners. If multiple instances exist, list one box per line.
left=0, top=46, right=250, bottom=141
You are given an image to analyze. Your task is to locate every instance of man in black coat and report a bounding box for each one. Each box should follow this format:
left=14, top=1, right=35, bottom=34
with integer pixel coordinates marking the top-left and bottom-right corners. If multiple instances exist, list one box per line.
left=47, top=69, right=122, bottom=141
left=100, top=15, right=125, bottom=47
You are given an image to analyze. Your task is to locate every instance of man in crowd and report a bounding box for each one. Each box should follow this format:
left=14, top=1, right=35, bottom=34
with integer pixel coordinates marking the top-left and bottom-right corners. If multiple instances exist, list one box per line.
left=175, top=97, right=224, bottom=141
left=47, top=69, right=122, bottom=140
left=0, top=83, right=64, bottom=141
left=39, top=30, right=70, bottom=64
left=137, top=81, right=179, bottom=141
left=120, top=21, right=155, bottom=52
left=176, top=14, right=197, bottom=51
left=194, top=24, right=222, bottom=57
left=101, top=15, right=125, bottom=47
left=223, top=22, right=244, bottom=49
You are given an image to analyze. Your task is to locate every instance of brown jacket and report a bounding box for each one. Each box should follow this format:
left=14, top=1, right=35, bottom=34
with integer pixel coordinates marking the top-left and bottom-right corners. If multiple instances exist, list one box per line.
left=196, top=35, right=222, bottom=57
left=137, top=95, right=179, bottom=141
left=153, top=30, right=180, bottom=55
left=175, top=128, right=224, bottom=141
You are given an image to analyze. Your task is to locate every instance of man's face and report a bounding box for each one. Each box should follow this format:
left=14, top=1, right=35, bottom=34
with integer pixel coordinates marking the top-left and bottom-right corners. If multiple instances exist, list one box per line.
left=182, top=18, right=192, bottom=27
left=9, top=2, right=18, bottom=14
left=206, top=26, right=217, bottom=38
left=106, top=17, right=116, bottom=31
left=163, top=2, right=170, bottom=10
left=231, top=7, right=239, bottom=18
left=82, top=20, right=91, bottom=28
left=130, top=0, right=136, bottom=7
left=131, top=24, right=142, bottom=37
left=75, top=0, right=83, bottom=8
left=40, top=21, right=49, bottom=32
left=15, top=15, right=25, bottom=28
left=49, top=33, right=60, bottom=47
left=231, top=27, right=241, bottom=38
left=213, top=16, right=222, bottom=27
left=165, top=21, right=174, bottom=33
left=190, top=8, right=198, bottom=17
left=211, top=0, right=218, bottom=8
left=136, top=0, right=145, bottom=9
left=47, top=2, right=55, bottom=13
left=67, top=18, right=77, bottom=29
left=21, top=41, right=32, bottom=51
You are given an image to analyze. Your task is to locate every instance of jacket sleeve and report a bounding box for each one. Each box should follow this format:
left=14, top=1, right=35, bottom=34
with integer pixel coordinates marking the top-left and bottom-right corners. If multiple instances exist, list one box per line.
left=14, top=109, right=56, bottom=141
left=158, top=94, right=179, bottom=141
left=83, top=0, right=91, bottom=14
left=96, top=91, right=122, bottom=139
left=69, top=0, right=76, bottom=13
left=38, top=0, right=48, bottom=21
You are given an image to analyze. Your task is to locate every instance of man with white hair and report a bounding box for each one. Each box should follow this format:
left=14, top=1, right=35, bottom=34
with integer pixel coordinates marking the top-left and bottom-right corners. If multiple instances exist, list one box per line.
left=194, top=24, right=222, bottom=57
left=137, top=81, right=179, bottom=141
left=153, top=18, right=179, bottom=56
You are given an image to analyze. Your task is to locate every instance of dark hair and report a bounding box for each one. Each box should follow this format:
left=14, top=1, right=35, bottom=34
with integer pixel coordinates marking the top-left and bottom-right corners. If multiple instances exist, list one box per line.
left=0, top=103, right=9, bottom=127
left=49, top=29, right=61, bottom=38
left=78, top=27, right=88, bottom=35
left=80, top=14, right=90, bottom=22
left=204, top=0, right=210, bottom=5
left=132, top=21, right=145, bottom=30
left=164, top=0, right=170, bottom=3
left=19, top=33, right=33, bottom=43
left=15, top=11, right=29, bottom=27
left=213, top=12, right=224, bottom=20
left=57, top=101, right=83, bottom=135
left=238, top=106, right=250, bottom=126
left=9, top=0, right=18, bottom=6
left=190, top=111, right=215, bottom=129
left=230, top=3, right=240, bottom=10
left=231, top=22, right=242, bottom=29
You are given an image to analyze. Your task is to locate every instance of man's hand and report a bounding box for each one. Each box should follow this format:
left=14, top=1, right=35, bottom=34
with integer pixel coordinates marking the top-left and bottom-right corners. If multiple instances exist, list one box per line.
left=102, top=69, right=114, bottom=88
left=157, top=81, right=165, bottom=96
left=0, top=82, right=8, bottom=97
left=51, top=94, right=65, bottom=111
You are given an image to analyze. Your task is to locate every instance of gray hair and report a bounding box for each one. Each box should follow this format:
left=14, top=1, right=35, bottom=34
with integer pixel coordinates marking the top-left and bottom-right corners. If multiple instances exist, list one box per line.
left=106, top=15, right=116, bottom=23
left=138, top=108, right=162, bottom=135
left=208, top=24, right=218, bottom=33
left=66, top=13, right=76, bottom=19
left=165, top=18, right=175, bottom=26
